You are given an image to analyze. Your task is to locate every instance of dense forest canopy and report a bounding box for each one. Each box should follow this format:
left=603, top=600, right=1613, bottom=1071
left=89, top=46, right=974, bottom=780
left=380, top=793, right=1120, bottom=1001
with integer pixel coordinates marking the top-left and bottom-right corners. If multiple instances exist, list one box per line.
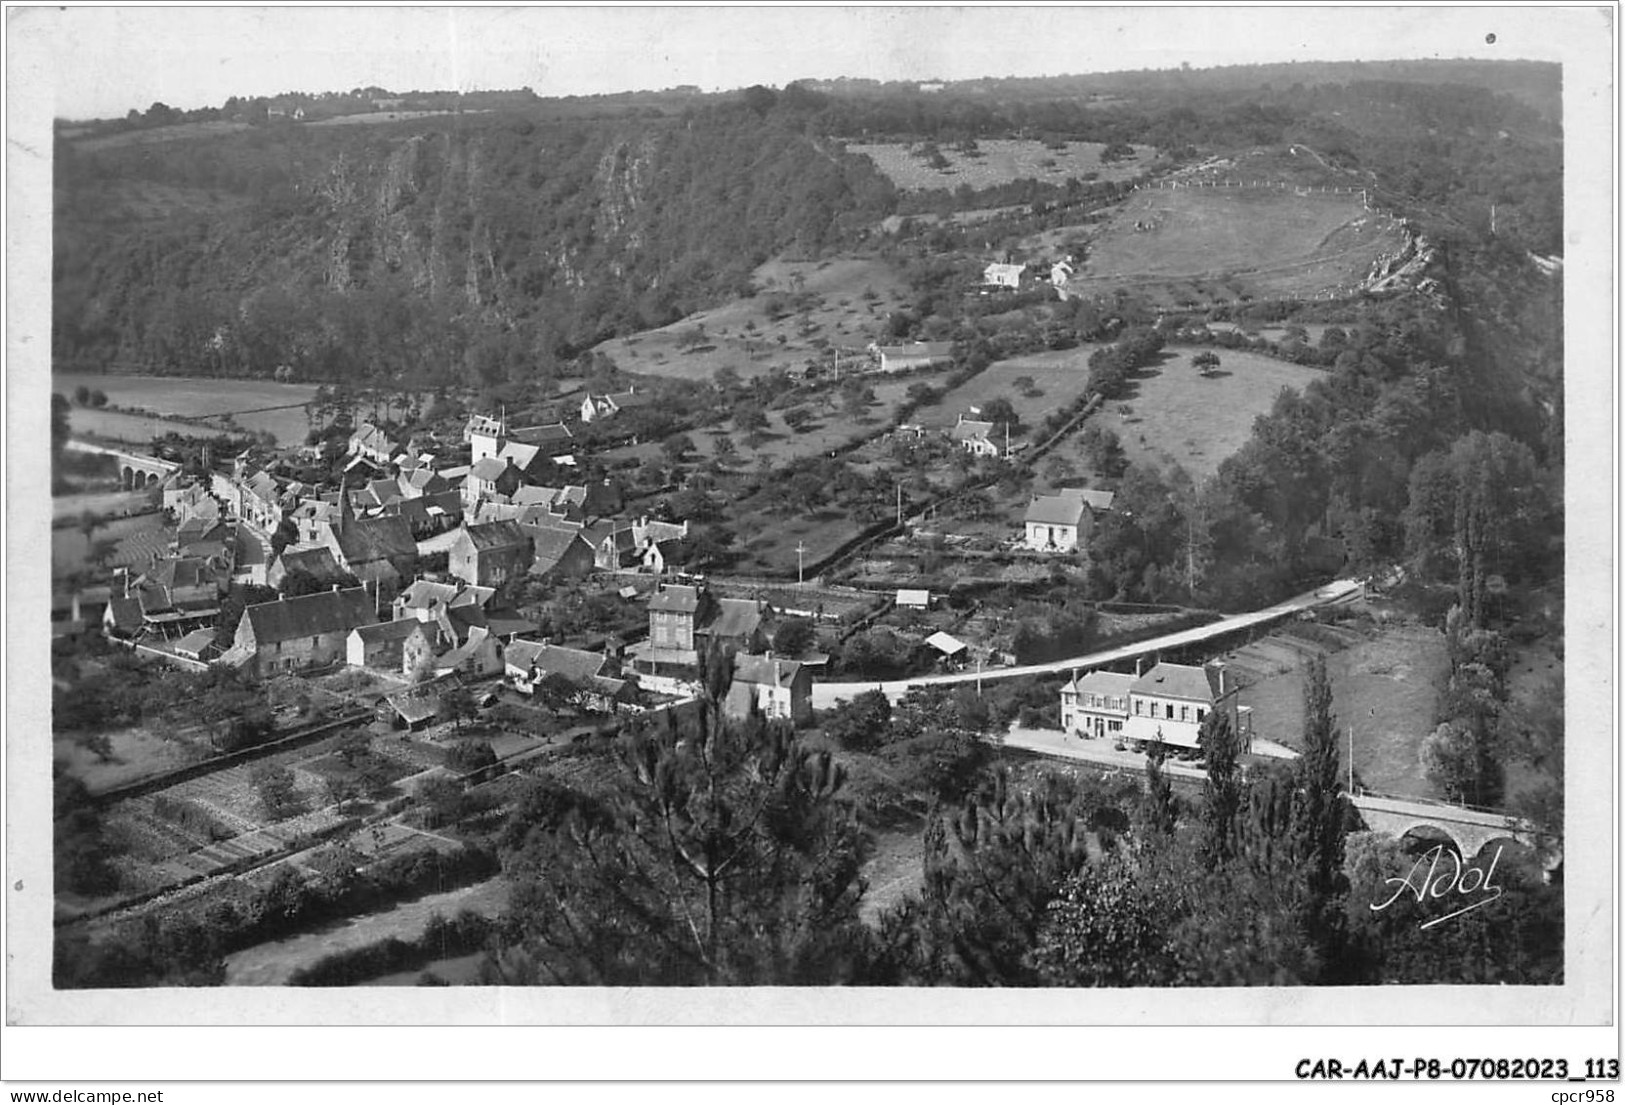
left=54, top=59, right=1561, bottom=391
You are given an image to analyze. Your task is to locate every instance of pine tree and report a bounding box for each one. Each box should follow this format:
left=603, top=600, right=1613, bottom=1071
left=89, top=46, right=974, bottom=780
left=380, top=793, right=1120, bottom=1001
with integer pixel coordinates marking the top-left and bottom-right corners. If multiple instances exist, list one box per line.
left=500, top=645, right=867, bottom=985
left=1139, top=741, right=1180, bottom=840
left=1198, top=708, right=1244, bottom=866
left=1293, top=655, right=1350, bottom=977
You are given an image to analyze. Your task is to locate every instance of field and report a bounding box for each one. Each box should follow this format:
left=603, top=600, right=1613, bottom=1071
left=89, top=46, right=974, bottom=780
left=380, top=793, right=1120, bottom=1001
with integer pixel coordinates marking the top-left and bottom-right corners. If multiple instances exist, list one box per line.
left=1220, top=621, right=1450, bottom=799
left=594, top=256, right=914, bottom=383
left=1067, top=187, right=1407, bottom=306
left=54, top=373, right=321, bottom=445
left=907, top=347, right=1104, bottom=437
left=847, top=139, right=1154, bottom=192
left=51, top=511, right=171, bottom=577
left=1092, top=347, right=1325, bottom=479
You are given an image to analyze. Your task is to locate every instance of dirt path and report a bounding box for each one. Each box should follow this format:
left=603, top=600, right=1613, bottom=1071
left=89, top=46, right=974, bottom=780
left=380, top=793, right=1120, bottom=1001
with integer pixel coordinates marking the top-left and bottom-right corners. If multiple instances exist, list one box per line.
left=223, top=876, right=510, bottom=986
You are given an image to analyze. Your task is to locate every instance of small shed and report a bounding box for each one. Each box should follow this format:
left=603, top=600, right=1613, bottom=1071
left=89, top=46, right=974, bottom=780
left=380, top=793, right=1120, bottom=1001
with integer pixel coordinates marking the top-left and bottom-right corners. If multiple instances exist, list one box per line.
left=382, top=691, right=441, bottom=731
left=925, top=631, right=969, bottom=659
left=173, top=628, right=219, bottom=661
left=896, top=589, right=932, bottom=610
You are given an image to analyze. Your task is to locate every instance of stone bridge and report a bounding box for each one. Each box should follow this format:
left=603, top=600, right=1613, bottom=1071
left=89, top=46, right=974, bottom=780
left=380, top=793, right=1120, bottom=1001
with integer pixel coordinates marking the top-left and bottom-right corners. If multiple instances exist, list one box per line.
left=65, top=440, right=180, bottom=490
left=1350, top=792, right=1547, bottom=859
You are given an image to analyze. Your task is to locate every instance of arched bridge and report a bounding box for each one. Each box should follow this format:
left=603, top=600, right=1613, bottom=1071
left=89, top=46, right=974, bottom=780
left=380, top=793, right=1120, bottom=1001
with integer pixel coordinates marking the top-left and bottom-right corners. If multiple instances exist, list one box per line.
left=1350, top=792, right=1548, bottom=859
left=65, top=440, right=180, bottom=490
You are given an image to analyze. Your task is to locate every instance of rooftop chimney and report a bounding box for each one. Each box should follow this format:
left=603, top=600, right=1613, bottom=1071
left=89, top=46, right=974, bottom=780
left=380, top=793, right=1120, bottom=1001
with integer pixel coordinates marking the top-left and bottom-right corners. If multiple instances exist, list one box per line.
left=1135, top=655, right=1144, bottom=678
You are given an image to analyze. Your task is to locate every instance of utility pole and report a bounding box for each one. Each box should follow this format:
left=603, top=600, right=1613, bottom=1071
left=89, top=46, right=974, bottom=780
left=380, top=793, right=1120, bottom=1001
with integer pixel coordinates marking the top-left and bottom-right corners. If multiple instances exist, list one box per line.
left=895, top=483, right=903, bottom=525
left=1348, top=724, right=1355, bottom=795
left=796, top=540, right=806, bottom=586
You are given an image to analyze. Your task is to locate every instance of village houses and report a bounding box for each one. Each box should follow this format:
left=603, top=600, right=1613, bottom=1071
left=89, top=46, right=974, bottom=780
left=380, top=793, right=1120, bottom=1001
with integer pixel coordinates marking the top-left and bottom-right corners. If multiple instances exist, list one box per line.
left=449, top=520, right=533, bottom=588
left=218, top=586, right=380, bottom=678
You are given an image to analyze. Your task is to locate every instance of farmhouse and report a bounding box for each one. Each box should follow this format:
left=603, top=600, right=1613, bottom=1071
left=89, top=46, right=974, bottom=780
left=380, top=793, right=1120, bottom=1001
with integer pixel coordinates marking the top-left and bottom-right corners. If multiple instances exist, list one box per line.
left=870, top=341, right=956, bottom=374
left=347, top=618, right=442, bottom=674
left=1023, top=488, right=1116, bottom=552
left=724, top=653, right=812, bottom=726
left=505, top=640, right=634, bottom=712
left=983, top=261, right=1025, bottom=289
left=219, top=587, right=379, bottom=678
left=434, top=624, right=506, bottom=678
left=896, top=588, right=932, bottom=610
left=950, top=414, right=1002, bottom=458
left=580, top=386, right=650, bottom=423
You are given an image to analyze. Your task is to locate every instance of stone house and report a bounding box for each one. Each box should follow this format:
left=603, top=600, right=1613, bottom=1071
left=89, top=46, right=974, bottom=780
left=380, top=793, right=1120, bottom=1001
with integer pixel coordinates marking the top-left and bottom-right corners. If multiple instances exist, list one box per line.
left=220, top=586, right=379, bottom=678
left=450, top=521, right=533, bottom=588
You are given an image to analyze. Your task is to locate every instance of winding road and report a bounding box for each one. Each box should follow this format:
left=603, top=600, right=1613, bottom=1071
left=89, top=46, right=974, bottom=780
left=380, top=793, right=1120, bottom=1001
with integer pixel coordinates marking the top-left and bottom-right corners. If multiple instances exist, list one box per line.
left=811, top=578, right=1363, bottom=709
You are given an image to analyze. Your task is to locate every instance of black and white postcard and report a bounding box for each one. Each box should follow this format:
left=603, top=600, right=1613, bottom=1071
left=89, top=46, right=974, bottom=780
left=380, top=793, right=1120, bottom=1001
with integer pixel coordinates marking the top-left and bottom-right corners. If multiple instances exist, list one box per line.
left=4, top=3, right=1616, bottom=1086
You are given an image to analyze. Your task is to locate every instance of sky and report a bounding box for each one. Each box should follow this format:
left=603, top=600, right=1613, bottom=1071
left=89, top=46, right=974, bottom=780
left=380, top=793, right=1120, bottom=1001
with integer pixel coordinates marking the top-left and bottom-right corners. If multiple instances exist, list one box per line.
left=12, top=4, right=1587, bottom=121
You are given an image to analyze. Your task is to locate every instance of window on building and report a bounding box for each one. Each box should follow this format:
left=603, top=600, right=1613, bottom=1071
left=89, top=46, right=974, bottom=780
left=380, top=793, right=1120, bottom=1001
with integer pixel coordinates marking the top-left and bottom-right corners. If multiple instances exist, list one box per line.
left=1180, top=705, right=1190, bottom=722
left=1165, top=703, right=1174, bottom=720
left=1109, top=720, right=1122, bottom=732
left=1197, top=708, right=1206, bottom=722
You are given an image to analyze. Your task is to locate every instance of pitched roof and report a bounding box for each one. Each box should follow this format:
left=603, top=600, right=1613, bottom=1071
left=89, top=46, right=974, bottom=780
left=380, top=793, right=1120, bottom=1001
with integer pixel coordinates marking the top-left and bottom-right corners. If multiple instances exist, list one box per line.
left=648, top=584, right=700, bottom=614
left=352, top=421, right=400, bottom=452
left=896, top=588, right=931, bottom=606
left=1131, top=662, right=1220, bottom=703
left=459, top=520, right=531, bottom=553
left=465, top=413, right=505, bottom=441
left=1077, top=489, right=1116, bottom=512
left=524, top=523, right=591, bottom=567
left=276, top=546, right=350, bottom=584
left=336, top=515, right=417, bottom=565
left=1025, top=492, right=1087, bottom=527
left=951, top=418, right=995, bottom=442
left=1065, top=670, right=1135, bottom=696
left=925, top=631, right=968, bottom=655
left=173, top=628, right=218, bottom=657
left=507, top=640, right=606, bottom=682
left=352, top=618, right=434, bottom=645
left=705, top=597, right=768, bottom=641
left=875, top=341, right=955, bottom=359
left=605, top=388, right=650, bottom=409
left=243, top=587, right=378, bottom=645
left=470, top=457, right=512, bottom=482
left=509, top=422, right=573, bottom=448
left=397, top=579, right=462, bottom=611
left=733, top=653, right=803, bottom=686
left=105, top=596, right=143, bottom=633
